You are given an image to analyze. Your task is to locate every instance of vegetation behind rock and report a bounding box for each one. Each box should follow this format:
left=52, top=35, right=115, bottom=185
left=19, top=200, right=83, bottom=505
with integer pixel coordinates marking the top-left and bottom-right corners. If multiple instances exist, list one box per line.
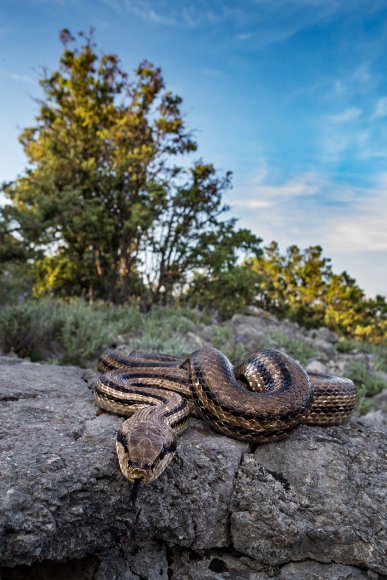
left=0, top=29, right=385, bottom=344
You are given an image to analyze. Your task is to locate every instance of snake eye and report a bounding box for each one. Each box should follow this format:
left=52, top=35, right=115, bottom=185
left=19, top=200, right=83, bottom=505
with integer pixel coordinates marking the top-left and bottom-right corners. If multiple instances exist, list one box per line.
left=159, top=440, right=177, bottom=460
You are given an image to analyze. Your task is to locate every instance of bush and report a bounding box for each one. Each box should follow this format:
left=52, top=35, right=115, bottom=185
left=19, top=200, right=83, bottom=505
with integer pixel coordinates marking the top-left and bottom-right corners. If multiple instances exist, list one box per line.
left=267, top=332, right=318, bottom=366
left=0, top=299, right=128, bottom=365
left=345, top=360, right=387, bottom=415
left=60, top=301, right=113, bottom=365
left=211, top=325, right=249, bottom=362
left=0, top=299, right=63, bottom=360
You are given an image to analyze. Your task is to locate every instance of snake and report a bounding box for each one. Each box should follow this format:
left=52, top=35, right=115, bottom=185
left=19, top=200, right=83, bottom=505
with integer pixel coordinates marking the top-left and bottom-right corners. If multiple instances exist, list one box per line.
left=95, top=347, right=356, bottom=503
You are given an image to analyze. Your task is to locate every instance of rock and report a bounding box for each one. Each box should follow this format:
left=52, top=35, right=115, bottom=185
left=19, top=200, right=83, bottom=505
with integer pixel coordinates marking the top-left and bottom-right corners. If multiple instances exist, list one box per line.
left=196, top=322, right=214, bottom=342
left=232, top=324, right=266, bottom=351
left=96, top=542, right=169, bottom=580
left=278, top=560, right=369, bottom=579
left=308, top=327, right=338, bottom=344
left=0, top=358, right=247, bottom=567
left=374, top=388, right=387, bottom=412
left=305, top=359, right=328, bottom=373
left=184, top=331, right=209, bottom=352
left=0, top=357, right=386, bottom=579
left=230, top=313, right=276, bottom=329
left=359, top=409, right=387, bottom=435
left=244, top=306, right=279, bottom=324
left=304, top=336, right=336, bottom=357
left=231, top=421, right=386, bottom=576
left=374, top=369, right=387, bottom=384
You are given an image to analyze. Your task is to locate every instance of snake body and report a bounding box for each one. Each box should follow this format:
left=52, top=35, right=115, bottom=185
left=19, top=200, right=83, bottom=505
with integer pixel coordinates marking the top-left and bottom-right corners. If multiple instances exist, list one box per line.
left=95, top=347, right=356, bottom=496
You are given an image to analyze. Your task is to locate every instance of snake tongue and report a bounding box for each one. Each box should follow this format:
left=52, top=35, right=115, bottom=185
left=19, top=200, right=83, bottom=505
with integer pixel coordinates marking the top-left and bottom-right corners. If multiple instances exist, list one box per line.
left=129, top=478, right=142, bottom=506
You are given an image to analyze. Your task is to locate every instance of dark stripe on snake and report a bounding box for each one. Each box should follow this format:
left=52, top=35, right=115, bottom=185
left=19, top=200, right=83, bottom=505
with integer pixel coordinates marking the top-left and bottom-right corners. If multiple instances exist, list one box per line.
left=204, top=409, right=299, bottom=439
left=191, top=359, right=311, bottom=423
left=116, top=431, right=128, bottom=452
left=164, top=398, right=188, bottom=419
left=116, top=371, right=188, bottom=386
left=308, top=405, right=355, bottom=413
left=96, top=388, right=169, bottom=406
left=97, top=377, right=185, bottom=396
left=242, top=356, right=275, bottom=391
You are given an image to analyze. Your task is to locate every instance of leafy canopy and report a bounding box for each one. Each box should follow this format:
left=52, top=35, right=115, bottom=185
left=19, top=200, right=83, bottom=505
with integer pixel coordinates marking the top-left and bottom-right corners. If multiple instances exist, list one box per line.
left=1, top=29, right=261, bottom=305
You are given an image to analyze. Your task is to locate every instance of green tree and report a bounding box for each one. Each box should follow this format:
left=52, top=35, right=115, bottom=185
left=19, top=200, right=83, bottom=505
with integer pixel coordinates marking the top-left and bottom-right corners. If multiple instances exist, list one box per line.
left=1, top=29, right=203, bottom=302
left=2, top=29, right=259, bottom=306
left=248, top=242, right=386, bottom=342
left=185, top=225, right=262, bottom=318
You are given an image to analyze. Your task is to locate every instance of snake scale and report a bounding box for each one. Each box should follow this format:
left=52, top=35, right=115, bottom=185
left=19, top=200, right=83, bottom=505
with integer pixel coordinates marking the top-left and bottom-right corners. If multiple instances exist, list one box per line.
left=95, top=347, right=356, bottom=503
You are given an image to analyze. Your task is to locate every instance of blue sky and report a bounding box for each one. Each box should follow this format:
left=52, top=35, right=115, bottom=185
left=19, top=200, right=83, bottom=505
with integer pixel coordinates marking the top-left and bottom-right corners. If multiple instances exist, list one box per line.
left=1, top=0, right=387, bottom=296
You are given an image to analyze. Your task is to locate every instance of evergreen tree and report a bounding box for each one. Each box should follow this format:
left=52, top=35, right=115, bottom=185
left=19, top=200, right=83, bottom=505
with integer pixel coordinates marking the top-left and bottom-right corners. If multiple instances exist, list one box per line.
left=2, top=29, right=258, bottom=303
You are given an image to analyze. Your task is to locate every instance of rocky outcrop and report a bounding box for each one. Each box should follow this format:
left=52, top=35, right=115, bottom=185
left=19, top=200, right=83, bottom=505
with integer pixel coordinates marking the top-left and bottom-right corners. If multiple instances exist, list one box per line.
left=0, top=356, right=386, bottom=579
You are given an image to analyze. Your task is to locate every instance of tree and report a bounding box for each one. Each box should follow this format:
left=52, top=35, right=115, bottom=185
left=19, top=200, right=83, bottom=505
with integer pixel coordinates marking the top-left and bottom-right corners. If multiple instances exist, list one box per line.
left=2, top=29, right=261, bottom=305
left=3, top=29, right=231, bottom=302
left=248, top=242, right=386, bottom=342
left=184, top=224, right=262, bottom=318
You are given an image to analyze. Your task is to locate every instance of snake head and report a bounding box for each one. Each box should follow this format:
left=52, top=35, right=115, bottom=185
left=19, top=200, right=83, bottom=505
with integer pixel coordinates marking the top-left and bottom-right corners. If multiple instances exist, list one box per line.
left=116, top=408, right=177, bottom=487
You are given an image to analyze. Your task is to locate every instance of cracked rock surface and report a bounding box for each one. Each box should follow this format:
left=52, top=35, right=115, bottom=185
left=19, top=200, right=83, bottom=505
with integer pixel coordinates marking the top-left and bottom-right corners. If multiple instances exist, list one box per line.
left=0, top=356, right=386, bottom=579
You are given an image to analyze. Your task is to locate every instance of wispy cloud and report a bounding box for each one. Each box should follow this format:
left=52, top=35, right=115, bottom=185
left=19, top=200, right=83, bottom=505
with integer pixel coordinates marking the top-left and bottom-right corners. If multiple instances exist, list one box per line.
left=121, top=0, right=355, bottom=42
left=1, top=71, right=35, bottom=84
left=372, top=96, right=387, bottom=119
left=124, top=0, right=181, bottom=26
left=232, top=166, right=387, bottom=294
left=236, top=32, right=255, bottom=41
left=233, top=166, right=387, bottom=253
left=123, top=0, right=228, bottom=28
left=327, top=107, right=362, bottom=123
left=235, top=172, right=324, bottom=206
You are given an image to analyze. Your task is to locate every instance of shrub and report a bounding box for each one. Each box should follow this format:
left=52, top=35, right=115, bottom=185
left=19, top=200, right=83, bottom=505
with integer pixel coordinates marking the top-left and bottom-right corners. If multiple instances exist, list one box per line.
left=211, top=326, right=249, bottom=362
left=345, top=360, right=387, bottom=415
left=267, top=332, right=318, bottom=366
left=60, top=301, right=113, bottom=365
left=0, top=299, right=63, bottom=360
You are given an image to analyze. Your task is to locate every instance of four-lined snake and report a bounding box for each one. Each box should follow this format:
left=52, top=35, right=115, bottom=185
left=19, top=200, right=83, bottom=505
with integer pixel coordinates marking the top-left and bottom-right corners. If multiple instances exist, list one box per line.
left=95, top=347, right=356, bottom=503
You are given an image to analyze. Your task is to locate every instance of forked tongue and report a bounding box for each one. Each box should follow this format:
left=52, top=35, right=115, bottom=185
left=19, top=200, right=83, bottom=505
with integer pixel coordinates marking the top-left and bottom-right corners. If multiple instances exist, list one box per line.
left=129, top=478, right=142, bottom=506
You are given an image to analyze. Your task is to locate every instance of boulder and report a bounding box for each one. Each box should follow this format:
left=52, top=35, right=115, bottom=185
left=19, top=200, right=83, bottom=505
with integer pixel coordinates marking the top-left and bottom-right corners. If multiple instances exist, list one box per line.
left=308, top=327, right=338, bottom=344
left=0, top=357, right=385, bottom=579
left=305, top=359, right=329, bottom=374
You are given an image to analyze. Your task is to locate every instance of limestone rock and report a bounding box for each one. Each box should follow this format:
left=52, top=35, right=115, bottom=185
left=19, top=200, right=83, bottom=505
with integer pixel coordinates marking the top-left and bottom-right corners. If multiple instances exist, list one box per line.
left=304, top=336, right=336, bottom=357
left=244, top=306, right=279, bottom=325
left=278, top=560, right=370, bottom=579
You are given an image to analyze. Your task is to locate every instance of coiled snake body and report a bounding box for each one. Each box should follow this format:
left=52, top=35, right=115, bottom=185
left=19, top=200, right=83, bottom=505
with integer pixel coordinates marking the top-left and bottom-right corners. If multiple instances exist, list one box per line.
left=95, top=347, right=356, bottom=501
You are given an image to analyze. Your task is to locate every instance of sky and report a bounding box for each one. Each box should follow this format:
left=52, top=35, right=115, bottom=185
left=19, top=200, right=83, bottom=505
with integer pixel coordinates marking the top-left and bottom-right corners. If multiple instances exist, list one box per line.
left=1, top=0, right=387, bottom=297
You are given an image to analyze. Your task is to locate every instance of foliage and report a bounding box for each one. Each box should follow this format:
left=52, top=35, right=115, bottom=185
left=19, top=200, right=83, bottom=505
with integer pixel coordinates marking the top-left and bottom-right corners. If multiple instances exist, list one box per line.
left=0, top=299, right=63, bottom=361
left=1, top=299, right=385, bottom=416
left=0, top=29, right=259, bottom=307
left=184, top=224, right=262, bottom=319
left=267, top=332, right=319, bottom=366
left=0, top=299, right=137, bottom=365
left=210, top=325, right=249, bottom=362
left=0, top=299, right=211, bottom=365
left=186, top=264, right=261, bottom=320
left=248, top=242, right=387, bottom=343
left=345, top=360, right=387, bottom=415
